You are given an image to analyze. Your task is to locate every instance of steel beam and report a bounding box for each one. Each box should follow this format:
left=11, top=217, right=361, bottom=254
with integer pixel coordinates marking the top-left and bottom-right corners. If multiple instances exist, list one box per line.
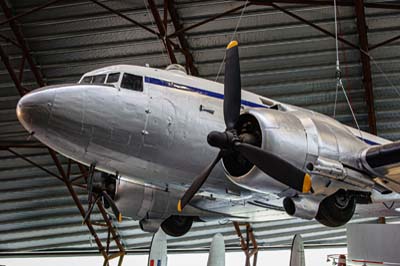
left=0, top=0, right=45, bottom=87
left=0, top=34, right=22, bottom=48
left=0, top=44, right=25, bottom=95
left=269, top=3, right=361, bottom=51
left=0, top=140, right=45, bottom=149
left=168, top=3, right=251, bottom=38
left=249, top=0, right=400, bottom=10
left=48, top=150, right=109, bottom=260
left=147, top=0, right=177, bottom=64
left=90, top=0, right=160, bottom=37
left=7, top=148, right=64, bottom=182
left=167, top=0, right=198, bottom=75
left=369, top=34, right=400, bottom=51
left=354, top=0, right=377, bottom=135
left=0, top=0, right=64, bottom=27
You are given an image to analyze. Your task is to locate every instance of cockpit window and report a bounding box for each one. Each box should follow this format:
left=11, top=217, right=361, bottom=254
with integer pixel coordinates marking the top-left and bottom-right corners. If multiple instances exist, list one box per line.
left=93, top=74, right=106, bottom=84
left=106, top=72, right=120, bottom=83
left=121, top=73, right=143, bottom=92
left=81, top=76, right=93, bottom=84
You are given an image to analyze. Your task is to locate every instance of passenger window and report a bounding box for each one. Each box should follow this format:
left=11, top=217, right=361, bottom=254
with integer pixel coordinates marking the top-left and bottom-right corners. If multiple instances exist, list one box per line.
left=106, top=73, right=120, bottom=83
left=93, top=74, right=106, bottom=84
left=121, top=73, right=143, bottom=92
left=81, top=76, right=93, bottom=84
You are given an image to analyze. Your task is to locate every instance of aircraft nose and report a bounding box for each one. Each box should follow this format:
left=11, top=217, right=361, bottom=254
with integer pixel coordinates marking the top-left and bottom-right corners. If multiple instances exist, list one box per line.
left=16, top=88, right=56, bottom=134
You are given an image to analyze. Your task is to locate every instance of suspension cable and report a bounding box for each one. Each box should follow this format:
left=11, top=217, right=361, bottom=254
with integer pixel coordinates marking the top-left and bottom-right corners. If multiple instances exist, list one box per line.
left=215, top=0, right=249, bottom=82
left=332, top=0, right=363, bottom=138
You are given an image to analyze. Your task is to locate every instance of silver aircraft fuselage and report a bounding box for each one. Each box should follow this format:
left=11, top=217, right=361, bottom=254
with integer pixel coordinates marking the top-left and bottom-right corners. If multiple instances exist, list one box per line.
left=16, top=64, right=392, bottom=219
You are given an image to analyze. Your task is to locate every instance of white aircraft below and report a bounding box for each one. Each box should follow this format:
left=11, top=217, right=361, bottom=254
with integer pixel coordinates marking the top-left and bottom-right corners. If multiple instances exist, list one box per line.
left=148, top=228, right=167, bottom=266
left=148, top=230, right=225, bottom=266
left=289, top=234, right=305, bottom=266
left=16, top=41, right=400, bottom=237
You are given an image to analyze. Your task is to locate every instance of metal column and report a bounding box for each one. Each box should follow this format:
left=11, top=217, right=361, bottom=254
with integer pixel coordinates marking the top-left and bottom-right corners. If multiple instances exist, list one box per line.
left=354, top=0, right=377, bottom=135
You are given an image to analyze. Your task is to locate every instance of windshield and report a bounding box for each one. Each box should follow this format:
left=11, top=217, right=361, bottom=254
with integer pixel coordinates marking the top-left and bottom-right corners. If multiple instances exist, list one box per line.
left=80, top=74, right=107, bottom=84
left=106, top=73, right=120, bottom=83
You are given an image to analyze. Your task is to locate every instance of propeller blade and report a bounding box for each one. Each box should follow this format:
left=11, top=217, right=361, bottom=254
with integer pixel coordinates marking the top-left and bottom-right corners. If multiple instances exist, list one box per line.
left=224, top=40, right=242, bottom=130
left=178, top=151, right=223, bottom=212
left=234, top=143, right=312, bottom=193
left=82, top=194, right=101, bottom=225
left=102, top=191, right=122, bottom=222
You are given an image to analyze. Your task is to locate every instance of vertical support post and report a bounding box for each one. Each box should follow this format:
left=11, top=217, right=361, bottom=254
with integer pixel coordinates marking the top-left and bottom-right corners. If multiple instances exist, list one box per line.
left=167, top=0, right=199, bottom=75
left=147, top=0, right=177, bottom=64
left=354, top=0, right=377, bottom=135
left=233, top=222, right=258, bottom=266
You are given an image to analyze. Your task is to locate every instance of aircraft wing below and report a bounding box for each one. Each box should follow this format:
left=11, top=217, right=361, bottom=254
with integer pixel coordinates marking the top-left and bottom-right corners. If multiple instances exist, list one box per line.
left=361, top=141, right=400, bottom=192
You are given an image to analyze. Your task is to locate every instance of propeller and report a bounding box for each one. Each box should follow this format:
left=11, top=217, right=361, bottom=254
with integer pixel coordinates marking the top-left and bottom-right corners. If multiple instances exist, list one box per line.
left=83, top=172, right=122, bottom=224
left=177, top=40, right=312, bottom=212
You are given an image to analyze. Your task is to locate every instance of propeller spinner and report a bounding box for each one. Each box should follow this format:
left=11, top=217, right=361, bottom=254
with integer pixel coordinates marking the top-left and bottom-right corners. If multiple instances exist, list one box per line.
left=177, top=41, right=312, bottom=212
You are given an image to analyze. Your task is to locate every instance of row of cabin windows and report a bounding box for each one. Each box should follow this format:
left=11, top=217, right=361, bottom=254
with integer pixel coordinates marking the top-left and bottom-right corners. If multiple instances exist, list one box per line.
left=80, top=72, right=143, bottom=92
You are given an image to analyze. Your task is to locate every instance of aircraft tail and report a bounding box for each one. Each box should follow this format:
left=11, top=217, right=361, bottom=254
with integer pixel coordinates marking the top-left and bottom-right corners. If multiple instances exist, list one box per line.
left=289, top=234, right=305, bottom=266
left=148, top=228, right=168, bottom=266
left=207, top=233, right=226, bottom=266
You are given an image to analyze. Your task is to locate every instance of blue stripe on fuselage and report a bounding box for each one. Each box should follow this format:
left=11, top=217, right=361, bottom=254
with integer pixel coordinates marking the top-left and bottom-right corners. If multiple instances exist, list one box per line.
left=357, top=136, right=380, bottom=146
left=144, top=76, right=266, bottom=108
left=145, top=77, right=383, bottom=146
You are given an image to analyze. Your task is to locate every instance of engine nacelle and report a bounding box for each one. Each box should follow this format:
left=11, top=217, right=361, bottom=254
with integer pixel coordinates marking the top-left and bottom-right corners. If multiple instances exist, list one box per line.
left=115, top=179, right=181, bottom=221
left=222, top=109, right=309, bottom=194
left=222, top=108, right=373, bottom=196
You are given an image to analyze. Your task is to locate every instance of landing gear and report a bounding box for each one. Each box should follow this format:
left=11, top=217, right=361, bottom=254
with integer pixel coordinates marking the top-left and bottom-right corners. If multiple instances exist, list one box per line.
left=316, top=190, right=356, bottom=227
left=161, top=215, right=193, bottom=237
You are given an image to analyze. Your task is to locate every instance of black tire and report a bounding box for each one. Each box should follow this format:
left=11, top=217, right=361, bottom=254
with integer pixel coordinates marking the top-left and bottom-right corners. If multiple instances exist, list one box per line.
left=316, top=190, right=356, bottom=227
left=161, top=215, right=193, bottom=237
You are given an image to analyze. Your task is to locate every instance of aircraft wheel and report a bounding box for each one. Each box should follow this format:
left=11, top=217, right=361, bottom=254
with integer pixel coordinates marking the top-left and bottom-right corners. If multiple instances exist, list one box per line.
left=161, top=215, right=193, bottom=237
left=316, top=190, right=356, bottom=227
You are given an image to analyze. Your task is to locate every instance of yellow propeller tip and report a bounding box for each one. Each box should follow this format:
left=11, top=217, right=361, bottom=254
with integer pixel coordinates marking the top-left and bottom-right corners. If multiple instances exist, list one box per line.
left=118, top=213, right=123, bottom=222
left=227, top=40, right=238, bottom=49
left=177, top=200, right=182, bottom=213
left=302, top=173, right=312, bottom=193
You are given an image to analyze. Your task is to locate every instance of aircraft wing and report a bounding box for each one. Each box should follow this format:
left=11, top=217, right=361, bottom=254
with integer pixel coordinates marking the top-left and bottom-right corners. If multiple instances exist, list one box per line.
left=361, top=141, right=400, bottom=192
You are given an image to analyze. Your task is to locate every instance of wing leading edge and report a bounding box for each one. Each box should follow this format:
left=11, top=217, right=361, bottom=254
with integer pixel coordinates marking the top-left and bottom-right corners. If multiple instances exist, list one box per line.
left=361, top=141, right=400, bottom=192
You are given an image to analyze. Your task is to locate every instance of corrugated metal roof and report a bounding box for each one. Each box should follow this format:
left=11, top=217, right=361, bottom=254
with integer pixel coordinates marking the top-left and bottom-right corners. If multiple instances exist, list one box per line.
left=1, top=0, right=400, bottom=253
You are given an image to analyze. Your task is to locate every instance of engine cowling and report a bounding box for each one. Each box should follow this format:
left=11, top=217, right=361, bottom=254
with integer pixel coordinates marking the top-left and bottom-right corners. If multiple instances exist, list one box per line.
left=222, top=109, right=308, bottom=194
left=115, top=179, right=180, bottom=221
left=111, top=177, right=221, bottom=236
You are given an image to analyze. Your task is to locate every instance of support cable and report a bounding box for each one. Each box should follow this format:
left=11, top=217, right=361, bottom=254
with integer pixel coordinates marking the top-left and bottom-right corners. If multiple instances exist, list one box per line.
left=332, top=0, right=363, bottom=138
left=215, top=0, right=249, bottom=81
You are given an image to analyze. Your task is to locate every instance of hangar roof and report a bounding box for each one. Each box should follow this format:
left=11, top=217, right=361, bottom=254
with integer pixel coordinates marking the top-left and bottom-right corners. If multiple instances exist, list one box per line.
left=1, top=0, right=400, bottom=254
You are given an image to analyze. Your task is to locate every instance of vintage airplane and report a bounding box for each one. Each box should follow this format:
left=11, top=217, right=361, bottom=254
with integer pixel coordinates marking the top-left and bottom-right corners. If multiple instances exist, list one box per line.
left=16, top=41, right=400, bottom=237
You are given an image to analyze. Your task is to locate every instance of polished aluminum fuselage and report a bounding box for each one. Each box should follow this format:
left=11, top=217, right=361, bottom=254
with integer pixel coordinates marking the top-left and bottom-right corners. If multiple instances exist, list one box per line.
left=16, top=65, right=393, bottom=219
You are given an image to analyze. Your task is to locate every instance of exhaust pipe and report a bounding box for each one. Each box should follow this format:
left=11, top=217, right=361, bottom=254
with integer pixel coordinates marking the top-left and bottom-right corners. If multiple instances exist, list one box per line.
left=283, top=196, right=323, bottom=220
